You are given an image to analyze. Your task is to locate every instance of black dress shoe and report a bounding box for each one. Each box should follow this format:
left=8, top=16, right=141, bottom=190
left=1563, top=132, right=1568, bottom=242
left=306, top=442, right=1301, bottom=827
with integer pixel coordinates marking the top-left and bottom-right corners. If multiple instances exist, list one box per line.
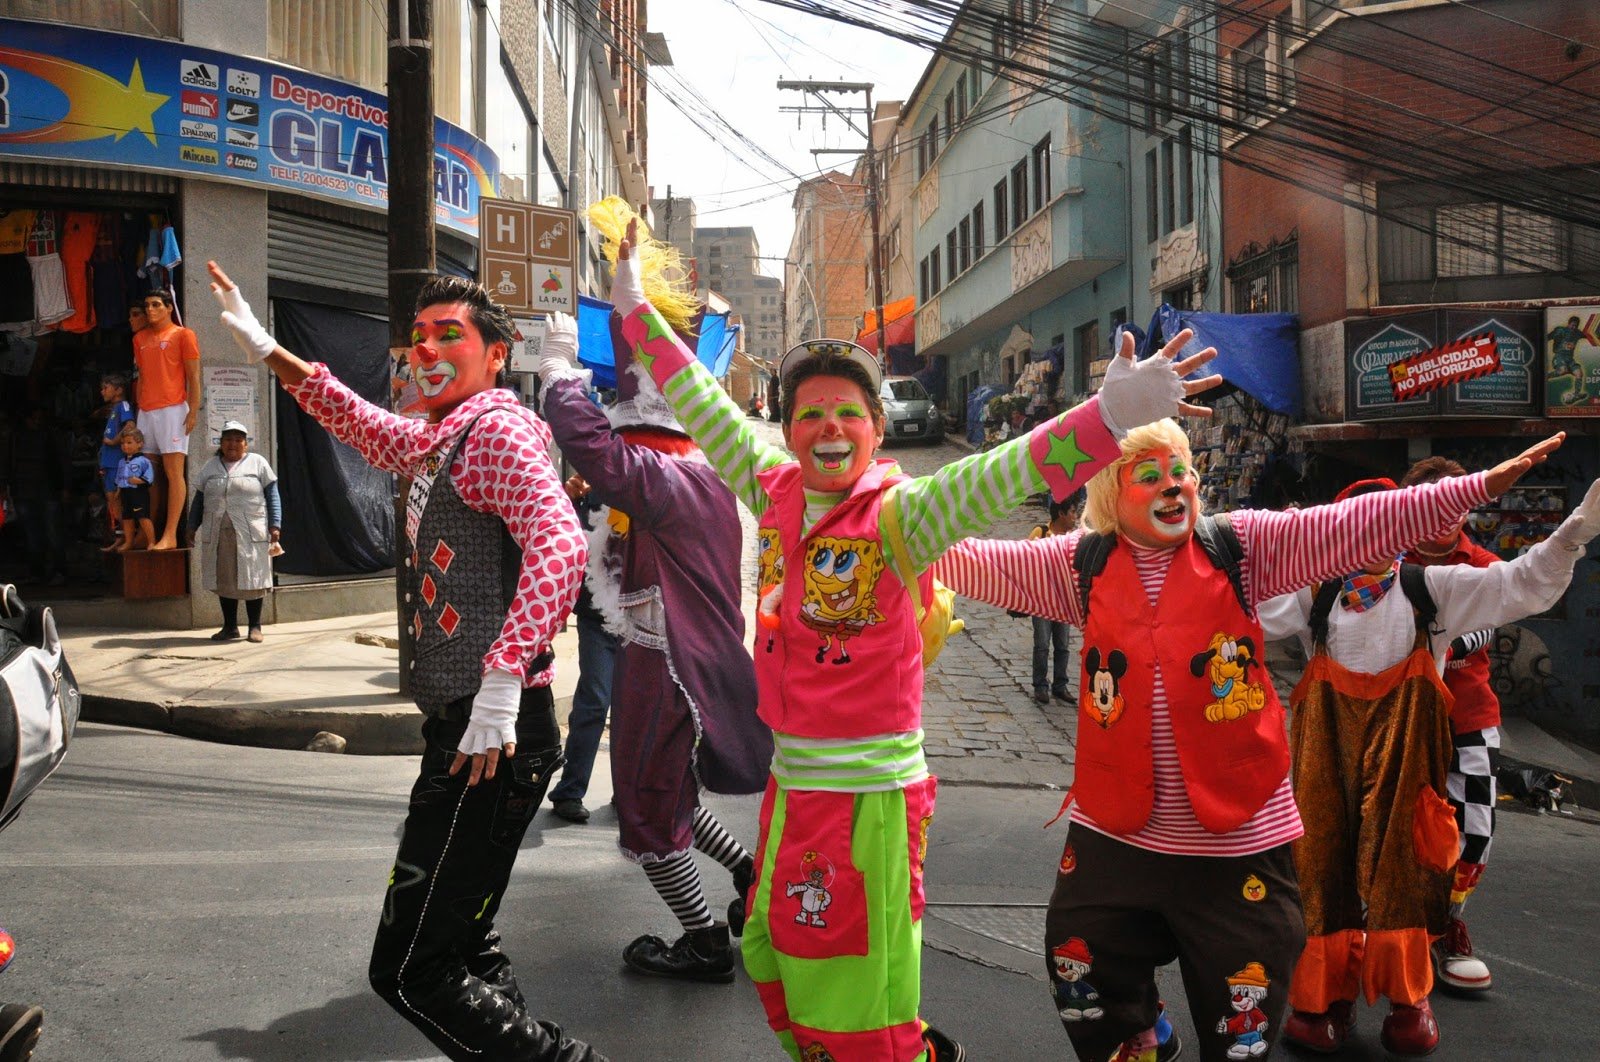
left=623, top=923, right=734, bottom=984
left=210, top=627, right=241, bottom=641
left=0, top=1003, right=44, bottom=1062
left=551, top=798, right=590, bottom=823
left=923, top=1024, right=967, bottom=1061
left=727, top=856, right=755, bottom=937
left=1033, top=688, right=1050, bottom=704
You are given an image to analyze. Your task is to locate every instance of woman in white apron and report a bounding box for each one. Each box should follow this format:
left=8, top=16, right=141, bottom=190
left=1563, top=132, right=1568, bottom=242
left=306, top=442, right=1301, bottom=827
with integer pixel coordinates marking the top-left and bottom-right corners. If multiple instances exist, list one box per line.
left=187, top=420, right=280, bottom=642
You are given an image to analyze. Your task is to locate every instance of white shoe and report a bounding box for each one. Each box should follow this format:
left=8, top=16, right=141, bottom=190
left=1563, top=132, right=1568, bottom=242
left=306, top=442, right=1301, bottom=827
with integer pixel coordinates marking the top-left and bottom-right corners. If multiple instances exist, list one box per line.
left=1433, top=917, right=1492, bottom=992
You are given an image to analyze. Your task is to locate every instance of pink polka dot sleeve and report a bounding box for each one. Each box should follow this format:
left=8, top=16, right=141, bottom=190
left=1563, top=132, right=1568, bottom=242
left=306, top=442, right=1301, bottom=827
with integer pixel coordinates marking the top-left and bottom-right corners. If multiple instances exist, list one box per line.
left=454, top=408, right=587, bottom=686
left=283, top=365, right=425, bottom=477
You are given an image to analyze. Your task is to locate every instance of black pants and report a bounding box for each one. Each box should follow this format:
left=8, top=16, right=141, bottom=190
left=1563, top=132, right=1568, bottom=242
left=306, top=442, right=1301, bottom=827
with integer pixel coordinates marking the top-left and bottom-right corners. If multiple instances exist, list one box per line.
left=1046, top=826, right=1305, bottom=1062
left=369, top=687, right=604, bottom=1061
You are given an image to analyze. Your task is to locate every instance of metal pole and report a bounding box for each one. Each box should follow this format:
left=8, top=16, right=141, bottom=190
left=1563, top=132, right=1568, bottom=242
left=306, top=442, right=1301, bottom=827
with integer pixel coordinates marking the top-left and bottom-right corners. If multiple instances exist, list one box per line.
left=387, top=0, right=435, bottom=696
left=865, top=86, right=887, bottom=370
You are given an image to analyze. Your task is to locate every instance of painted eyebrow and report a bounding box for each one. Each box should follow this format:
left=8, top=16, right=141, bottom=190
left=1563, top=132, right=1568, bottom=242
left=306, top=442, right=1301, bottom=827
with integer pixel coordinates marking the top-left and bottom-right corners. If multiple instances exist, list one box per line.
left=414, top=317, right=467, bottom=330
left=835, top=402, right=867, bottom=416
left=795, top=404, right=825, bottom=417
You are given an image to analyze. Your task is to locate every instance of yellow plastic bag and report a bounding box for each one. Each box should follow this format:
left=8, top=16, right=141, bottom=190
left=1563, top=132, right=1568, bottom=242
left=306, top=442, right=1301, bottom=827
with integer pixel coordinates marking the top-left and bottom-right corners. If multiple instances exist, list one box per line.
left=882, top=485, right=964, bottom=667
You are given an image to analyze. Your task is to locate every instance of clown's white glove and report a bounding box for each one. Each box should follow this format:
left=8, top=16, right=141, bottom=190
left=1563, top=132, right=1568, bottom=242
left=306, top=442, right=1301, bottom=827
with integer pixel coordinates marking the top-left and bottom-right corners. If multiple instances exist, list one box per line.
left=1550, top=477, right=1600, bottom=551
left=611, top=239, right=648, bottom=318
left=211, top=281, right=277, bottom=364
left=458, top=668, right=521, bottom=757
left=1096, top=345, right=1188, bottom=439
left=538, top=312, right=582, bottom=382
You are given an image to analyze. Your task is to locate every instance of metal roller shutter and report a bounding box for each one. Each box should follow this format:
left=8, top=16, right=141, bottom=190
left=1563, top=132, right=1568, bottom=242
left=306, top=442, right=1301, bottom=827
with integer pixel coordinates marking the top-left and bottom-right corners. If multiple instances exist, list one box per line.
left=267, top=207, right=387, bottom=300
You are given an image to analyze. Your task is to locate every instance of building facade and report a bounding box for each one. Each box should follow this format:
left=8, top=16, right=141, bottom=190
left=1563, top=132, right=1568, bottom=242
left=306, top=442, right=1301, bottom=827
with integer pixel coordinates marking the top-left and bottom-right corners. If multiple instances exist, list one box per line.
left=786, top=173, right=868, bottom=345
left=0, top=0, right=649, bottom=628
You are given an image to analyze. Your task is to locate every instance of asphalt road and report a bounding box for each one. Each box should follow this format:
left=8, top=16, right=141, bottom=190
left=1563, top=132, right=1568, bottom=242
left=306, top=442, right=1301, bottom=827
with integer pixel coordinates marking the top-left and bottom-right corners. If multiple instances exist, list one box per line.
left=3, top=725, right=1596, bottom=1061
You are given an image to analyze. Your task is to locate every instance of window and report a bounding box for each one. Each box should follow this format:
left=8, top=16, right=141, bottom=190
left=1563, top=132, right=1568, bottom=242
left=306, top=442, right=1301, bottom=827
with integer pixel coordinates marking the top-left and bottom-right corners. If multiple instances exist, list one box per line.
left=433, top=0, right=482, bottom=132
left=888, top=222, right=902, bottom=262
left=927, top=118, right=941, bottom=159
left=919, top=257, right=930, bottom=302
left=958, top=217, right=971, bottom=273
left=1436, top=203, right=1564, bottom=277
left=486, top=55, right=533, bottom=201
left=972, top=203, right=985, bottom=259
left=955, top=74, right=968, bottom=123
left=994, top=179, right=1010, bottom=241
left=1031, top=137, right=1051, bottom=213
left=968, top=67, right=981, bottom=110
left=1178, top=126, right=1194, bottom=227
left=1235, top=31, right=1269, bottom=116
left=1161, top=139, right=1175, bottom=234
left=947, top=230, right=959, bottom=281
left=930, top=247, right=942, bottom=293
left=271, top=0, right=384, bottom=89
left=1074, top=320, right=1100, bottom=396
left=1011, top=160, right=1028, bottom=225
left=1145, top=148, right=1159, bottom=244
left=1227, top=238, right=1299, bottom=313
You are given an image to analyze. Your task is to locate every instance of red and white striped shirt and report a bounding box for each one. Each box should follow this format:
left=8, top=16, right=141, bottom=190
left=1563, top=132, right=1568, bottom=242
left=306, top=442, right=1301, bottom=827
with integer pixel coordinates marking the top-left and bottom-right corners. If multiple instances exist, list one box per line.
left=932, top=472, right=1490, bottom=856
left=286, top=366, right=585, bottom=686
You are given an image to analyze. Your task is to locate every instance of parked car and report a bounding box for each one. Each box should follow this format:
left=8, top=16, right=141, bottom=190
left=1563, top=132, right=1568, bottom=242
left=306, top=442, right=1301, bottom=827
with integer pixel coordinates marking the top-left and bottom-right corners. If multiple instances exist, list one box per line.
left=879, top=376, right=944, bottom=444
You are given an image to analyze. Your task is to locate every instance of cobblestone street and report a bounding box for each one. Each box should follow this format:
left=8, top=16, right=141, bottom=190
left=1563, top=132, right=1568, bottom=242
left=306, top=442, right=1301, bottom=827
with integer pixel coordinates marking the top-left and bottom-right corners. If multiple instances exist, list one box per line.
left=741, top=419, right=1077, bottom=788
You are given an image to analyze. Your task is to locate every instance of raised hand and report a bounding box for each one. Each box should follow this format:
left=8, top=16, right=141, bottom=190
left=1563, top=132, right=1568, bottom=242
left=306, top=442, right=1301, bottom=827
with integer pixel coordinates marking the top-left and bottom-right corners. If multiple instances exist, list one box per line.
left=1096, top=327, right=1223, bottom=436
left=610, top=218, right=647, bottom=317
left=1483, top=433, right=1564, bottom=498
left=1549, top=474, right=1600, bottom=551
left=538, top=312, right=580, bottom=380
left=207, top=261, right=278, bottom=363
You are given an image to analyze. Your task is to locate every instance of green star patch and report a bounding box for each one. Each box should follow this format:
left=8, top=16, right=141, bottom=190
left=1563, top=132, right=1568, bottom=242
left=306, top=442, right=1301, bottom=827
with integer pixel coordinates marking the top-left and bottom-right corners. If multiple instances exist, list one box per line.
left=641, top=310, right=672, bottom=342
left=631, top=340, right=656, bottom=373
left=1043, top=426, right=1092, bottom=479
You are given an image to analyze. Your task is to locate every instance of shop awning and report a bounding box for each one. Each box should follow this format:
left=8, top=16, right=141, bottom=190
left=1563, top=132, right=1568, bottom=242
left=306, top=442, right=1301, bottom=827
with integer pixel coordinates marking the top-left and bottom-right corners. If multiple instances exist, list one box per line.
left=857, top=296, right=916, bottom=354
left=1143, top=305, right=1302, bottom=416
left=575, top=295, right=738, bottom=388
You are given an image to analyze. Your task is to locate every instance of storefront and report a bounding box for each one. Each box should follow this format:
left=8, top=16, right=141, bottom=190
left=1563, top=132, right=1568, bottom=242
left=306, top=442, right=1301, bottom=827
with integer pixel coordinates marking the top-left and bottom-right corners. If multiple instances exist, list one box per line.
left=0, top=16, right=499, bottom=628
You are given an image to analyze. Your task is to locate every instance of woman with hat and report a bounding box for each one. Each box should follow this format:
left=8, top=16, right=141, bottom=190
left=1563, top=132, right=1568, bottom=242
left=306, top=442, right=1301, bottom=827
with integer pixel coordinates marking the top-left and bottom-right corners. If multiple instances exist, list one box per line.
left=187, top=420, right=281, bottom=642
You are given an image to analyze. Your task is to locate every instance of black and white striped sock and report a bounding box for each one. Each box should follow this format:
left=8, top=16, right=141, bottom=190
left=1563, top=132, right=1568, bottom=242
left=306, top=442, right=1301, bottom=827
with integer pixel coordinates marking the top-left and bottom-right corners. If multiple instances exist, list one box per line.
left=642, top=851, right=714, bottom=932
left=691, top=806, right=751, bottom=872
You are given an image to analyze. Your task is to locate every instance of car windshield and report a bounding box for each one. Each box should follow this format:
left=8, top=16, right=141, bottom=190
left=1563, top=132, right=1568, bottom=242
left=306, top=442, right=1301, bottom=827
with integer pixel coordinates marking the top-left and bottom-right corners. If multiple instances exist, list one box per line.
left=882, top=379, right=928, bottom=402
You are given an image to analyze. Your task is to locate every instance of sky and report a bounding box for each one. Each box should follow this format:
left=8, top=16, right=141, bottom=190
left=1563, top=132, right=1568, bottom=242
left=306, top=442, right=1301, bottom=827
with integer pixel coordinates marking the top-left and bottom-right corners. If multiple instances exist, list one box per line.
left=647, top=0, right=934, bottom=279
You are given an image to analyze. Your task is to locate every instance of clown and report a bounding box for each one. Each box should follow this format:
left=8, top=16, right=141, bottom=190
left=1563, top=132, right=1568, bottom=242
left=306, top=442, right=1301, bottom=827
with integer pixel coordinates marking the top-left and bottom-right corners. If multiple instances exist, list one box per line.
left=208, top=262, right=602, bottom=1062
left=1051, top=937, right=1105, bottom=1021
left=785, top=852, right=835, bottom=927
left=1216, top=963, right=1271, bottom=1059
left=1258, top=468, right=1600, bottom=1057
left=546, top=217, right=1221, bottom=1062
left=536, top=202, right=770, bottom=986
left=932, top=413, right=1564, bottom=1062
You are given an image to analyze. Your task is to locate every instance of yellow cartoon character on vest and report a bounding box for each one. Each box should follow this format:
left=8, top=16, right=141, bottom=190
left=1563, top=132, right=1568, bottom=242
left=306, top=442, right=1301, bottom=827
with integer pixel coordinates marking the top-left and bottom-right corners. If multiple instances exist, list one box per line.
left=1190, top=631, right=1267, bottom=722
left=757, top=527, right=784, bottom=590
left=798, top=535, right=884, bottom=665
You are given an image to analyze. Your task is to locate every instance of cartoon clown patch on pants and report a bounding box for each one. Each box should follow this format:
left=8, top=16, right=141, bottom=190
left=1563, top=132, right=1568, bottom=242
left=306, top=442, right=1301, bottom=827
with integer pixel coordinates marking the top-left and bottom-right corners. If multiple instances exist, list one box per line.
left=786, top=850, right=835, bottom=927
left=1216, top=962, right=1272, bottom=1058
left=1051, top=936, right=1105, bottom=1021
left=798, top=536, right=885, bottom=664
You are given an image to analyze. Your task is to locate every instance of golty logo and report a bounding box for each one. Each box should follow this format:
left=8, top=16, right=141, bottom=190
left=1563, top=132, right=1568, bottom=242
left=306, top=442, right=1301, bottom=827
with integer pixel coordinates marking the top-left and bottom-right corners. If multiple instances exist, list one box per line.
left=225, top=69, right=260, bottom=99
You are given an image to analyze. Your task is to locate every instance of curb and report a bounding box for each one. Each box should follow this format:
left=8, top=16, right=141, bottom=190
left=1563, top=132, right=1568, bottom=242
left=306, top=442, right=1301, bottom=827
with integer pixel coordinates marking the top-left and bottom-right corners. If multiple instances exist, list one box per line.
left=82, top=694, right=426, bottom=756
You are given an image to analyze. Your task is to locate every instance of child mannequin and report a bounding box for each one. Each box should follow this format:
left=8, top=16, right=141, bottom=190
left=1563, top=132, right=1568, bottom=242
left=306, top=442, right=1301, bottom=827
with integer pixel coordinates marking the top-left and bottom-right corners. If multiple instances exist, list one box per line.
left=115, top=425, right=155, bottom=551
left=98, top=373, right=135, bottom=551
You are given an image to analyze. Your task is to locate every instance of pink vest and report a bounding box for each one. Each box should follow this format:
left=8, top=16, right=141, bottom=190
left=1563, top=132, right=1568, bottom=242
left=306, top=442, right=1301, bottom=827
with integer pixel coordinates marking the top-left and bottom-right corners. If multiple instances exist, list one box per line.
left=754, top=460, right=926, bottom=738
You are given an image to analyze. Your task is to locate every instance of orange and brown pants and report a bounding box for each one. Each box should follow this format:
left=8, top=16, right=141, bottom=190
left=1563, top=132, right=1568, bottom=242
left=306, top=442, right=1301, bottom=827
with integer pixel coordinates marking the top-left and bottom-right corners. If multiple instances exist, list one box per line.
left=1288, top=646, right=1458, bottom=1011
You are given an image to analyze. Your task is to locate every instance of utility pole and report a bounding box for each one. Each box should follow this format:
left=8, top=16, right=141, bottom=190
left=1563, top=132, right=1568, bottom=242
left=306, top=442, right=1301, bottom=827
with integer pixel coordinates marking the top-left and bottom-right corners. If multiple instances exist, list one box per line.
left=388, top=0, right=435, bottom=695
left=777, top=79, right=886, bottom=368
left=663, top=184, right=674, bottom=242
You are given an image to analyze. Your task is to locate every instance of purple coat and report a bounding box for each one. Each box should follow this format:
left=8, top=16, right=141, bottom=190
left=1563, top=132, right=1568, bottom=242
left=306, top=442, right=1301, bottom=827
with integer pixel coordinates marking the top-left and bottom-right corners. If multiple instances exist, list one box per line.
left=544, top=377, right=770, bottom=797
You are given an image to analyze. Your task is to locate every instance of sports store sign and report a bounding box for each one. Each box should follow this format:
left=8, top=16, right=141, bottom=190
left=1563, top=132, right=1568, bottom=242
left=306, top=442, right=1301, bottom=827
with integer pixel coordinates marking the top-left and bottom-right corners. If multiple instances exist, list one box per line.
left=0, top=19, right=499, bottom=238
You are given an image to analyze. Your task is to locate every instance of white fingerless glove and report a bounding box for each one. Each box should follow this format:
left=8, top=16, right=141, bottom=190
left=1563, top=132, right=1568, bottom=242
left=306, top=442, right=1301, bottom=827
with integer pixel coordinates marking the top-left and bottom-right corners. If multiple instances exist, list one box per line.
left=611, top=245, right=648, bottom=318
left=1096, top=347, right=1187, bottom=438
left=1550, top=477, right=1600, bottom=551
left=538, top=312, right=582, bottom=381
left=458, top=668, right=521, bottom=757
left=211, top=281, right=277, bottom=363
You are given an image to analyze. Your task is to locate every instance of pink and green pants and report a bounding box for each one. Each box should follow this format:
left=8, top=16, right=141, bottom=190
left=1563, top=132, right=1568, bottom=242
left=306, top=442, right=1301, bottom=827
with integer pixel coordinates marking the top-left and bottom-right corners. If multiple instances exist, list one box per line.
left=742, top=774, right=939, bottom=1061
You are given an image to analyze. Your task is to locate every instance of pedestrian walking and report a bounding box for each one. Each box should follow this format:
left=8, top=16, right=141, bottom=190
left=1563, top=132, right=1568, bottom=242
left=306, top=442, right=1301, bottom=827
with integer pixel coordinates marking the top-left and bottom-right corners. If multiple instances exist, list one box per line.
left=609, top=215, right=1218, bottom=1062
left=207, top=261, right=604, bottom=1062
left=930, top=419, right=1561, bottom=1062
left=186, top=420, right=280, bottom=643
left=1028, top=491, right=1081, bottom=704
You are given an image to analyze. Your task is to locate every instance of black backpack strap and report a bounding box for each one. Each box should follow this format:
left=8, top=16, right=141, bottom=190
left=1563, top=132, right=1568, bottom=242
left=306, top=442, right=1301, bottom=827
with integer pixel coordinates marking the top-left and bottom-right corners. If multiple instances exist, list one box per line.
left=1398, top=563, right=1439, bottom=647
left=1194, top=514, right=1250, bottom=616
left=1071, top=531, right=1116, bottom=623
left=1308, top=579, right=1342, bottom=650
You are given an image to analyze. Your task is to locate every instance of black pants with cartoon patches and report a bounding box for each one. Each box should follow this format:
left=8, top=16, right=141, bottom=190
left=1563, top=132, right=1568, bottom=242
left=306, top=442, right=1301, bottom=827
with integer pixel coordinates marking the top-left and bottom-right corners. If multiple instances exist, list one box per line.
left=1044, top=826, right=1305, bottom=1062
left=368, top=688, right=604, bottom=1062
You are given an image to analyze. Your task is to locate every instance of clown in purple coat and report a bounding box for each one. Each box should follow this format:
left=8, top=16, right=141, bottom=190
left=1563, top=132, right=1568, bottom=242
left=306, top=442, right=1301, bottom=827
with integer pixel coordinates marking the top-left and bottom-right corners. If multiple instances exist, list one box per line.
left=539, top=308, right=772, bottom=985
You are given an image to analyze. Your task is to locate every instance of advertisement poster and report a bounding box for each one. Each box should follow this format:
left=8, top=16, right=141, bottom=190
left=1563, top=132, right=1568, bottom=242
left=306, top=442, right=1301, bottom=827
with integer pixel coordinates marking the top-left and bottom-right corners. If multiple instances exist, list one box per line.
left=0, top=18, right=498, bottom=238
left=1542, top=306, right=1600, bottom=417
left=1387, top=333, right=1499, bottom=402
left=202, top=366, right=261, bottom=448
left=1441, top=309, right=1541, bottom=417
left=1345, top=312, right=1439, bottom=420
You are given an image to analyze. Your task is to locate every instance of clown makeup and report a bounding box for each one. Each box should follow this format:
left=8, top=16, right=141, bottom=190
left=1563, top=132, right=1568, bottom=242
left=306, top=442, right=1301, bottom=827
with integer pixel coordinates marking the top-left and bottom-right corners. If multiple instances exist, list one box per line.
left=407, top=304, right=504, bottom=420
left=1116, top=448, right=1198, bottom=548
left=783, top=375, right=884, bottom=493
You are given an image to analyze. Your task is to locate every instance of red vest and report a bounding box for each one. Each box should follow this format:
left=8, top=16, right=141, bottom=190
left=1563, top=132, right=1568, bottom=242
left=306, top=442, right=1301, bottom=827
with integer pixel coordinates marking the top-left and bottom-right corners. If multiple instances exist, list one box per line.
left=1076, top=535, right=1290, bottom=835
left=1407, top=538, right=1502, bottom=733
left=753, top=460, right=926, bottom=738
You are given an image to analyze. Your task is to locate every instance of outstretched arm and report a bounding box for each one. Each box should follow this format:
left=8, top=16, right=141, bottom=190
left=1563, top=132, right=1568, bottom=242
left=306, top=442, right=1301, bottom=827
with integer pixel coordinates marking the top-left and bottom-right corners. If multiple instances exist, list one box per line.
left=208, top=260, right=426, bottom=476
left=930, top=533, right=1082, bottom=625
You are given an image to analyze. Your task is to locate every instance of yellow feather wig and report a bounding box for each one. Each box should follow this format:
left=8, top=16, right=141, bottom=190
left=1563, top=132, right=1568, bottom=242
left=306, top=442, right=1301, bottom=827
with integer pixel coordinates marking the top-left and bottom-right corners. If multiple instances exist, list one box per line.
left=586, top=196, right=700, bottom=335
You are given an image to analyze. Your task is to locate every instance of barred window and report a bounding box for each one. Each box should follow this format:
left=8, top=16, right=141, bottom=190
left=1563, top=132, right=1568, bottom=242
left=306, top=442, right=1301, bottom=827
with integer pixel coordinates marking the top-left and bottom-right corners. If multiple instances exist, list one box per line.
left=1228, top=238, right=1299, bottom=314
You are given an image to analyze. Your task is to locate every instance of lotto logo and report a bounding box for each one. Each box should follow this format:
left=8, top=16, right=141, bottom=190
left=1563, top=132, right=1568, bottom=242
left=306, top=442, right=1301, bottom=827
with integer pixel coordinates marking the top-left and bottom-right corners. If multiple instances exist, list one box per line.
left=225, top=152, right=258, bottom=172
left=225, top=99, right=259, bottom=126
left=180, top=91, right=218, bottom=119
left=180, top=59, right=218, bottom=90
left=179, top=120, right=218, bottom=143
left=180, top=145, right=219, bottom=165
left=225, top=127, right=259, bottom=149
left=226, top=69, right=260, bottom=99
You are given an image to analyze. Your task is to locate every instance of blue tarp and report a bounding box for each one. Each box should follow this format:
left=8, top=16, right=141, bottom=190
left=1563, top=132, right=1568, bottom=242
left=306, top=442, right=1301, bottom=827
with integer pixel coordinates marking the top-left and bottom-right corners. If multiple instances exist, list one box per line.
left=965, top=384, right=1004, bottom=445
left=1138, top=305, right=1302, bottom=416
left=575, top=295, right=738, bottom=388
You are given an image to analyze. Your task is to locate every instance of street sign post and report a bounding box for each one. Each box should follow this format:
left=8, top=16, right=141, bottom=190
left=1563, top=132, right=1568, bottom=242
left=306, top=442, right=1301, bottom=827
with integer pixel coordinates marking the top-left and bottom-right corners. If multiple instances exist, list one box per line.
left=479, top=198, right=577, bottom=315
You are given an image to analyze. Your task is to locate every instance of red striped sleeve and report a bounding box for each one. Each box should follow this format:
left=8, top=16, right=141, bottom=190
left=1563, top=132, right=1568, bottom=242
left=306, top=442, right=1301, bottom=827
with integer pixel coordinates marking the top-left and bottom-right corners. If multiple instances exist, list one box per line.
left=930, top=532, right=1085, bottom=627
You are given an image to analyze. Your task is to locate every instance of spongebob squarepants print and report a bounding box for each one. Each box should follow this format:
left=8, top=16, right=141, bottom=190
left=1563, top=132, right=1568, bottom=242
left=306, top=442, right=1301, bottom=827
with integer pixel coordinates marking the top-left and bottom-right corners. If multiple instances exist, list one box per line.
left=786, top=850, right=835, bottom=927
left=757, top=527, right=784, bottom=591
left=798, top=536, right=885, bottom=664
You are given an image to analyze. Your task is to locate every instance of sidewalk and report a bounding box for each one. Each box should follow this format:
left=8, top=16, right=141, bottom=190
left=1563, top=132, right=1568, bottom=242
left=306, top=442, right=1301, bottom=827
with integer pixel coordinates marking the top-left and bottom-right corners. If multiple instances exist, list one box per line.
left=68, top=611, right=579, bottom=755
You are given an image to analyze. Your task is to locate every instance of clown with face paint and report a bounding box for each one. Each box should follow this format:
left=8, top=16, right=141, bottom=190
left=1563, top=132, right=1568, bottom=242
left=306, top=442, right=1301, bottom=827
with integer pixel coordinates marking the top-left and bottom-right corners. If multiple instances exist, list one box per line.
left=932, top=411, right=1563, bottom=1062
left=206, top=262, right=603, bottom=1062
left=540, top=218, right=1221, bottom=1062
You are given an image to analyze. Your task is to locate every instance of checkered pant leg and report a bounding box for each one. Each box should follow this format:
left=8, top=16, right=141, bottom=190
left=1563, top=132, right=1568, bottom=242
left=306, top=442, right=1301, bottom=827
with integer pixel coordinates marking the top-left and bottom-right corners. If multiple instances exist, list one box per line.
left=1446, top=727, right=1498, bottom=912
